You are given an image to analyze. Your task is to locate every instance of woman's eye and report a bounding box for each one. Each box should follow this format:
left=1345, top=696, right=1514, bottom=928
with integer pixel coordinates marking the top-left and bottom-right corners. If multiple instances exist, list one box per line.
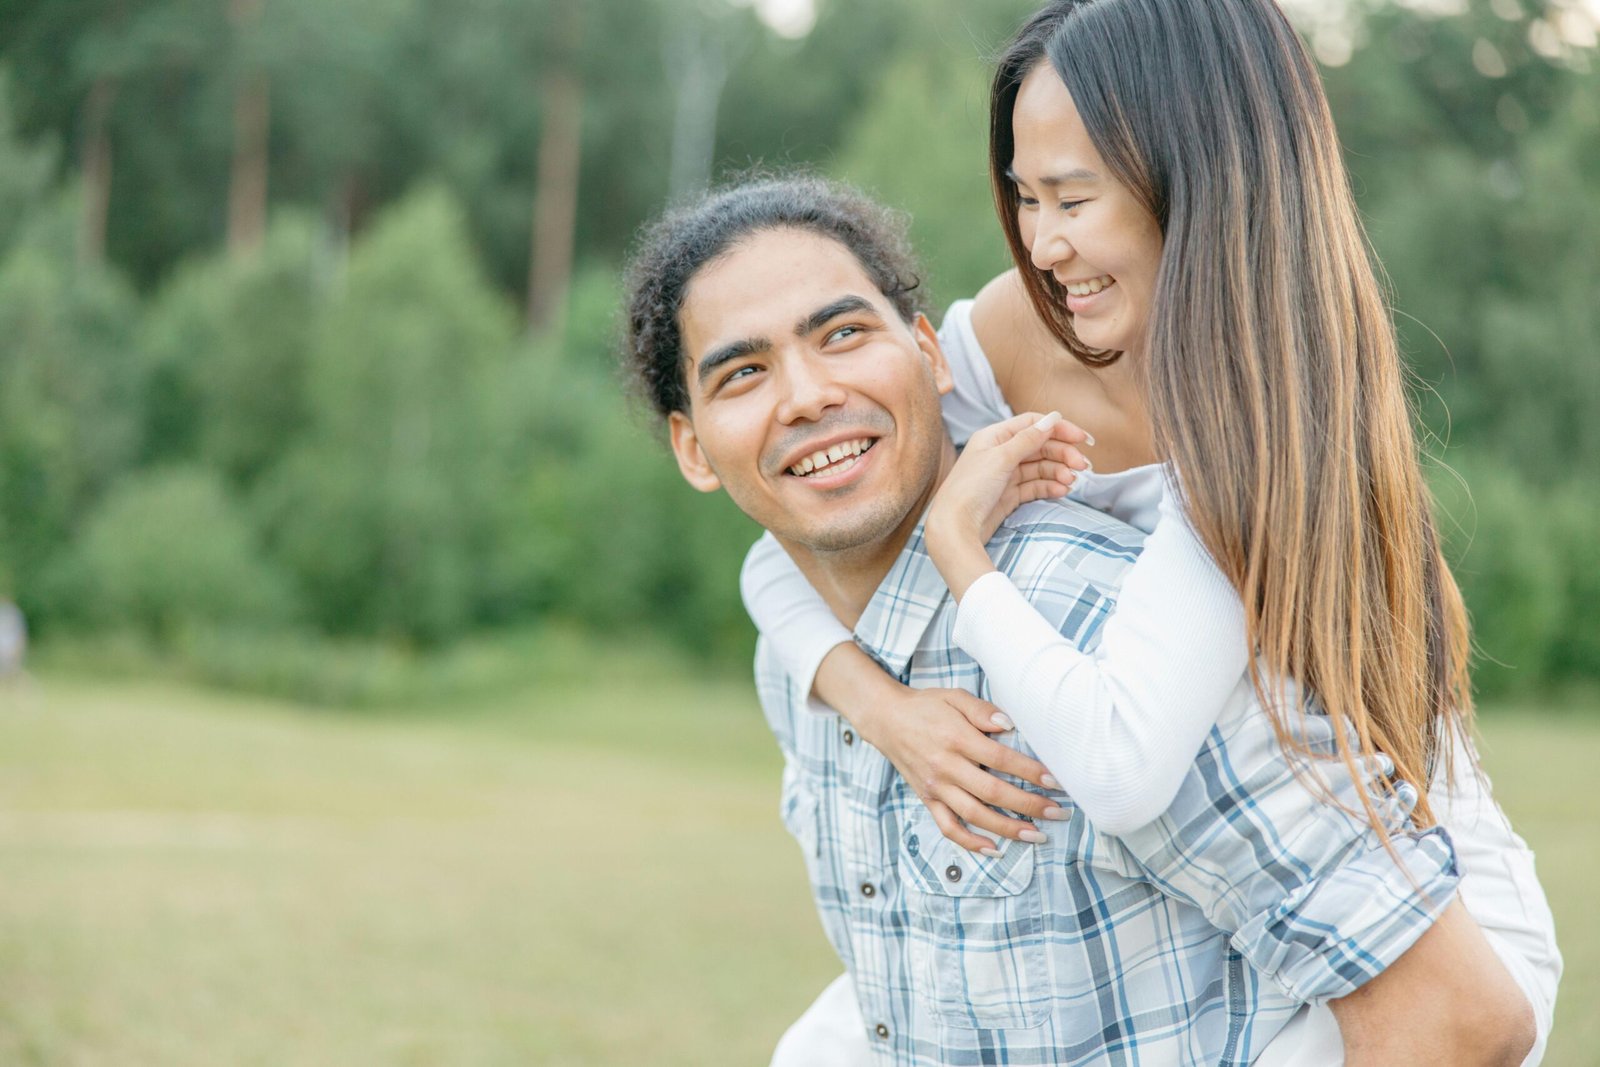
left=1018, top=195, right=1040, bottom=208
left=1060, top=199, right=1085, bottom=211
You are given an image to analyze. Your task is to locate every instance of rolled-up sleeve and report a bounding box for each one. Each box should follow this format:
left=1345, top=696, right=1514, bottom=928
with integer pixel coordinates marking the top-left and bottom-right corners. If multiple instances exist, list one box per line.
left=1111, top=677, right=1461, bottom=1003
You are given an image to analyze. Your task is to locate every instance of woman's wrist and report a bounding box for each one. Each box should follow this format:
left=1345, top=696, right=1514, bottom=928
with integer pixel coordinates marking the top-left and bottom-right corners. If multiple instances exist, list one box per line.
left=814, top=641, right=903, bottom=737
left=925, top=518, right=998, bottom=602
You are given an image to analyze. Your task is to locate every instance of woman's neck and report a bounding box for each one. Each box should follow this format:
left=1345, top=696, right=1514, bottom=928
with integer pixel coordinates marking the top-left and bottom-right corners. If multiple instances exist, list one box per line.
left=1002, top=351, right=1160, bottom=473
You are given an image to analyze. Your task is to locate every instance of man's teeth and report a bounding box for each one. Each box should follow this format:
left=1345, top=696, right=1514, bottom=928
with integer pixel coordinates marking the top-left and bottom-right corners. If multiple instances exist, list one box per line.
left=1064, top=275, right=1115, bottom=297
left=789, top=438, right=875, bottom=477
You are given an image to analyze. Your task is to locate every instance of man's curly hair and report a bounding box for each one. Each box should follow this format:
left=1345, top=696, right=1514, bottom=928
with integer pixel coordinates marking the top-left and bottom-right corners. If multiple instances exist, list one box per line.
left=622, top=173, right=926, bottom=418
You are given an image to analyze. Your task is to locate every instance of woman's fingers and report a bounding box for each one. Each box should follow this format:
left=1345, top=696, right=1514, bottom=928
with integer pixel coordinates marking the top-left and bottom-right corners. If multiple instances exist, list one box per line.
left=942, top=693, right=1061, bottom=789
left=926, top=798, right=1001, bottom=855
left=971, top=742, right=1061, bottom=799
left=1038, top=438, right=1091, bottom=470
left=966, top=411, right=1046, bottom=449
left=943, top=689, right=1012, bottom=733
left=972, top=411, right=1094, bottom=450
left=957, top=762, right=1064, bottom=823
left=945, top=791, right=1049, bottom=844
left=1015, top=458, right=1083, bottom=488
left=910, top=690, right=1065, bottom=851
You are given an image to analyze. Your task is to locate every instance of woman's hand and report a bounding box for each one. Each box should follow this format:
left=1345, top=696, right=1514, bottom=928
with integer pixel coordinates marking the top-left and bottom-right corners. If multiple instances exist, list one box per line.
left=855, top=684, right=1069, bottom=855
left=925, top=411, right=1092, bottom=600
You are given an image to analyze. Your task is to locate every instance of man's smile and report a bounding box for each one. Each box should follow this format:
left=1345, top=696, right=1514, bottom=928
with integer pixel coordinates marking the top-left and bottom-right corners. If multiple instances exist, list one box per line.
left=786, top=436, right=879, bottom=478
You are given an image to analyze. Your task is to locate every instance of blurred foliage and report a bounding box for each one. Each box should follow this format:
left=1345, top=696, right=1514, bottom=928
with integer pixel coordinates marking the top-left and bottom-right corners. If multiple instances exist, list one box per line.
left=49, top=465, right=299, bottom=640
left=0, top=0, right=1596, bottom=702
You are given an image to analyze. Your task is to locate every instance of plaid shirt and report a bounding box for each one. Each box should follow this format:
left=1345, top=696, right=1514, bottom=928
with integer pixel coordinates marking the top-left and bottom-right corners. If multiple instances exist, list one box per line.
left=756, top=498, right=1459, bottom=1066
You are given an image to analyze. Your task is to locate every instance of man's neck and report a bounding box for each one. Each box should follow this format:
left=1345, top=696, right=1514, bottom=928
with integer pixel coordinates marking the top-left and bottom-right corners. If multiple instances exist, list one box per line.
left=776, top=442, right=955, bottom=630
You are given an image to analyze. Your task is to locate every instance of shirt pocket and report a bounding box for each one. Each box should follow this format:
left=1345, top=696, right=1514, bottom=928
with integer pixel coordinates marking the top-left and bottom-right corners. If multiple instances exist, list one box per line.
left=780, top=764, right=853, bottom=969
left=898, top=811, right=1050, bottom=1030
left=780, top=762, right=821, bottom=858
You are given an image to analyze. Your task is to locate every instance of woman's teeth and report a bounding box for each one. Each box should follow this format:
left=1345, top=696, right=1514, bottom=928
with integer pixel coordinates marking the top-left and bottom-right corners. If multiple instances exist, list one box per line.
left=1063, top=275, right=1115, bottom=296
left=789, top=438, right=875, bottom=477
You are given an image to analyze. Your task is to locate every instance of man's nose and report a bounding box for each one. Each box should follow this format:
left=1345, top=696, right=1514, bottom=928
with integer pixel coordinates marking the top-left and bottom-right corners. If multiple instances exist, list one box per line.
left=774, top=355, right=848, bottom=423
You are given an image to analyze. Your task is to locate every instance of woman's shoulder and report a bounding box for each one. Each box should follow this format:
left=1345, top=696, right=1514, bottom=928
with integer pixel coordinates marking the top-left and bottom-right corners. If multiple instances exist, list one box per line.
left=970, top=270, right=1059, bottom=364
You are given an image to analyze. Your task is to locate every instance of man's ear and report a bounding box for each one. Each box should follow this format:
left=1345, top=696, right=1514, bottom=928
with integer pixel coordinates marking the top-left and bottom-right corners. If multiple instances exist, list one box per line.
left=913, top=313, right=955, bottom=396
left=668, top=411, right=723, bottom=493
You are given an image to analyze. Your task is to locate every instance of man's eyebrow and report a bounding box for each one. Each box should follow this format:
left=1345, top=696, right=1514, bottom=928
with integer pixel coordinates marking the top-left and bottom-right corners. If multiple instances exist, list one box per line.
left=696, top=337, right=771, bottom=387
left=1005, top=165, right=1100, bottom=187
left=795, top=295, right=878, bottom=337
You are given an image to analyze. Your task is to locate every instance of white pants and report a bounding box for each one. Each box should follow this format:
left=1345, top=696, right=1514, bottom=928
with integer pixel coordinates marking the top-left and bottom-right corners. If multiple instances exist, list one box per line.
left=769, top=974, right=876, bottom=1067
left=769, top=973, right=1344, bottom=1066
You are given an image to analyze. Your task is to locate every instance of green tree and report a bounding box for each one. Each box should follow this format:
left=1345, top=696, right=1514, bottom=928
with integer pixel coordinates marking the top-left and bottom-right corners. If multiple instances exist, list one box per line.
left=257, top=186, right=518, bottom=642
left=0, top=192, right=142, bottom=624
left=55, top=465, right=299, bottom=641
left=833, top=51, right=1008, bottom=309
left=0, top=67, right=56, bottom=258
left=138, top=212, right=324, bottom=482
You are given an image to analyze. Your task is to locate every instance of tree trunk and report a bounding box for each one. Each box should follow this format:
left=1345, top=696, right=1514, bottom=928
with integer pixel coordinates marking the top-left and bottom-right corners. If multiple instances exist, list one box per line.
left=77, top=75, right=116, bottom=266
left=227, top=0, right=270, bottom=260
left=326, top=171, right=370, bottom=256
left=527, top=4, right=584, bottom=339
left=665, top=20, right=729, bottom=202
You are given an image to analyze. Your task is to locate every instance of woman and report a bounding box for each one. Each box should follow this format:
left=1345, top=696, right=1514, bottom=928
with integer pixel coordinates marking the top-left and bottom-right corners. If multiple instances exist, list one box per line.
left=750, top=0, right=1560, bottom=1062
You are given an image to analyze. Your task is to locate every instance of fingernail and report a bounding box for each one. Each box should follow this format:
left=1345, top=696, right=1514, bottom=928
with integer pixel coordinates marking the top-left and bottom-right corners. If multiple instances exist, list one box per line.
left=1020, top=829, right=1048, bottom=844
left=1084, top=432, right=1096, bottom=446
left=1033, top=411, right=1061, bottom=430
left=979, top=847, right=1002, bottom=858
left=1041, top=805, right=1069, bottom=821
left=1041, top=774, right=1061, bottom=790
left=990, top=712, right=1014, bottom=731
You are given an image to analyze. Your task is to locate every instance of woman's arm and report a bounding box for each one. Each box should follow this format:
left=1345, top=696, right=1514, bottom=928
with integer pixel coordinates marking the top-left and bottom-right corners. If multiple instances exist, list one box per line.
left=1427, top=727, right=1562, bottom=1062
left=1329, top=898, right=1536, bottom=1066
left=739, top=532, right=854, bottom=709
left=926, top=420, right=1247, bottom=834
left=740, top=531, right=1063, bottom=853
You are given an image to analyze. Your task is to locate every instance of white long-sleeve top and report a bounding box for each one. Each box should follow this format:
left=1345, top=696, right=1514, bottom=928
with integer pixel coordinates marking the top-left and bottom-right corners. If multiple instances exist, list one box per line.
left=740, top=298, right=1560, bottom=1061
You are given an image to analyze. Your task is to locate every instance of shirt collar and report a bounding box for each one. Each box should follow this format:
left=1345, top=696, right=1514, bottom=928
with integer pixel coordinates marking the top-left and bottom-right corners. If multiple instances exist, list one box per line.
left=852, top=520, right=953, bottom=681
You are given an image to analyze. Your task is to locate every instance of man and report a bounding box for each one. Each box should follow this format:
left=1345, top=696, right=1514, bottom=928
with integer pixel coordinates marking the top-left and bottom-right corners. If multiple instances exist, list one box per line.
left=621, top=175, right=1535, bottom=1065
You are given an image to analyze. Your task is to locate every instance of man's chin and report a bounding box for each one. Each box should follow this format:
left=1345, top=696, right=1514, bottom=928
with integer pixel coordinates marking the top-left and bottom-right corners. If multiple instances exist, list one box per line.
left=777, top=505, right=909, bottom=556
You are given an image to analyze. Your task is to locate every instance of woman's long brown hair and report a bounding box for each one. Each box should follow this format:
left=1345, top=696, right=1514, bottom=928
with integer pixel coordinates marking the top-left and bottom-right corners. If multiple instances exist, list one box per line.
left=990, top=0, right=1474, bottom=826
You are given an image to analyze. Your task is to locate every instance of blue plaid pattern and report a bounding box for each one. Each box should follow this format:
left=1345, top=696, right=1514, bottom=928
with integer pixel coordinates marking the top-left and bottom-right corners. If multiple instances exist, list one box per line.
left=758, top=498, right=1460, bottom=1066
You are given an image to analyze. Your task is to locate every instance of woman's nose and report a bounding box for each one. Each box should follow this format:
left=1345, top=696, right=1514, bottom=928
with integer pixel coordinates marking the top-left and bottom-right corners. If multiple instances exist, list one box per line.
left=1030, top=213, right=1072, bottom=272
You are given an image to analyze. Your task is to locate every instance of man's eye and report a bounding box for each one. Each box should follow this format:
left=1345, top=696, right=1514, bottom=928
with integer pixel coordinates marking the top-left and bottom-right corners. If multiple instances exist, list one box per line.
left=726, top=365, right=758, bottom=383
left=826, top=325, right=862, bottom=344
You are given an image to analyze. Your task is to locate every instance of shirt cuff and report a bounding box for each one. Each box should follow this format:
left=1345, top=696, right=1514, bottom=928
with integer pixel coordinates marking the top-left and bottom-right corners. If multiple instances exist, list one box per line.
left=1237, top=825, right=1461, bottom=1004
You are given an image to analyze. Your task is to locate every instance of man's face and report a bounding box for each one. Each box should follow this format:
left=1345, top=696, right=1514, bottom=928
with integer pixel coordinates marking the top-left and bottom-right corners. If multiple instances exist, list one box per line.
left=668, top=228, right=954, bottom=555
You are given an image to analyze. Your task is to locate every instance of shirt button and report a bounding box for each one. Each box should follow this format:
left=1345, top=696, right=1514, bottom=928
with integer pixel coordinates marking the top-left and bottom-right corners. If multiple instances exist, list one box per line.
left=905, top=834, right=920, bottom=856
left=842, top=728, right=855, bottom=745
left=875, top=1023, right=890, bottom=1039
left=944, top=863, right=963, bottom=883
left=860, top=881, right=876, bottom=898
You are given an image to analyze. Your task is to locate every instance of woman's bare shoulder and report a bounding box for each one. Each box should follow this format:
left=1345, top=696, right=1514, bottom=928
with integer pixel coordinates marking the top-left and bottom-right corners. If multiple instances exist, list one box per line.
left=971, top=269, right=1062, bottom=385
left=971, top=271, right=1033, bottom=345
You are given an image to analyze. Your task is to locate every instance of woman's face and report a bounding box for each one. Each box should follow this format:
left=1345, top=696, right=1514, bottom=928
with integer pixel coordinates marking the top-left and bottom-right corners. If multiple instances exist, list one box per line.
left=1010, top=63, right=1164, bottom=357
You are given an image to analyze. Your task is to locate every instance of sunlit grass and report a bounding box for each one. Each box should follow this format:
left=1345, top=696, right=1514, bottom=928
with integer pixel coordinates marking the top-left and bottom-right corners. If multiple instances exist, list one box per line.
left=0, top=672, right=1593, bottom=1065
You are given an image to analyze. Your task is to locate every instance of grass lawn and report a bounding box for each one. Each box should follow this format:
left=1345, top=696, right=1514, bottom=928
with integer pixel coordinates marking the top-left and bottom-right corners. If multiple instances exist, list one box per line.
left=0, top=669, right=1594, bottom=1065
